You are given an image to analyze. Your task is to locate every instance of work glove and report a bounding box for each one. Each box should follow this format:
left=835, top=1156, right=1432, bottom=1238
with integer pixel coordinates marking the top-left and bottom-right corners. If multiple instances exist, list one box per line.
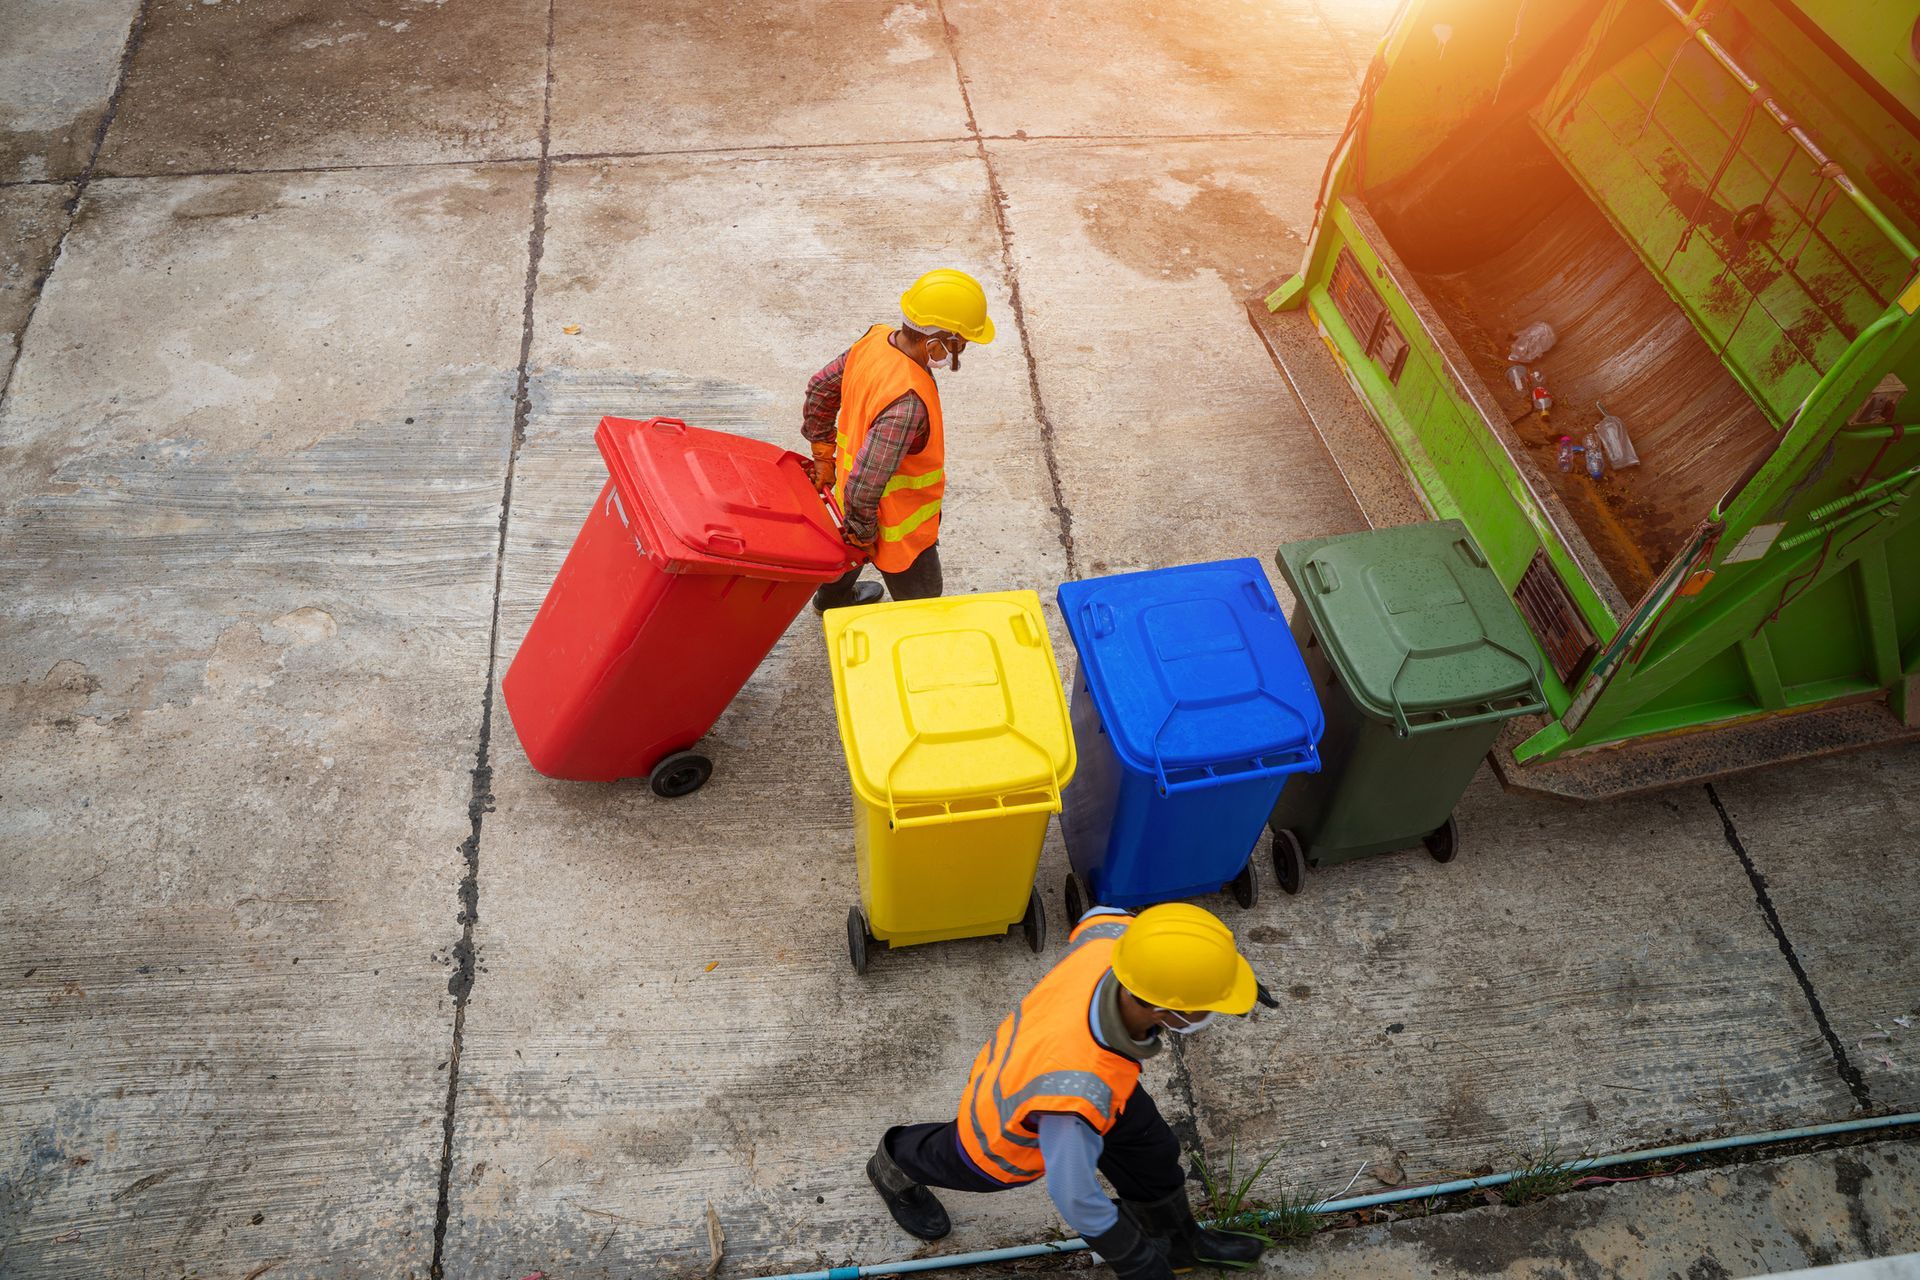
left=1087, top=1214, right=1174, bottom=1280
left=809, top=441, right=837, bottom=493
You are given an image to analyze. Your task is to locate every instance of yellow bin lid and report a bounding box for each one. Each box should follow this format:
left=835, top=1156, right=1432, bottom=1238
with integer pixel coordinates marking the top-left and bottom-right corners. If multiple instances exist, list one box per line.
left=824, top=590, right=1077, bottom=827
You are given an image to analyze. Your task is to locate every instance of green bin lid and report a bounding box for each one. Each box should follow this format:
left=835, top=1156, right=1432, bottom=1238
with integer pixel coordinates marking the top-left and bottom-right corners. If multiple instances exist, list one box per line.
left=1274, top=521, right=1547, bottom=736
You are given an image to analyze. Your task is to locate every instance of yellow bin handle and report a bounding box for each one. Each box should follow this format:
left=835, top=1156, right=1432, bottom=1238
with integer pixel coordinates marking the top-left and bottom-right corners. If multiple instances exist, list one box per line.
left=883, top=724, right=1063, bottom=830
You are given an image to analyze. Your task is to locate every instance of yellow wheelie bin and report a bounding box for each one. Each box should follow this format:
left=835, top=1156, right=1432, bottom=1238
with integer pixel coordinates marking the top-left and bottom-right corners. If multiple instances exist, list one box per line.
left=824, top=590, right=1077, bottom=973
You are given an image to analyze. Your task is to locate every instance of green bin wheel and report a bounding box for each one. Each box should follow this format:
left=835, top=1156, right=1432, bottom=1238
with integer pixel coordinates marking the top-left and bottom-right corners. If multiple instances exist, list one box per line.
left=1229, top=857, right=1259, bottom=909
left=1063, top=872, right=1087, bottom=925
left=1021, top=890, right=1047, bottom=954
left=847, top=906, right=872, bottom=975
left=649, top=751, right=712, bottom=799
left=1271, top=828, right=1307, bottom=897
left=1422, top=815, right=1459, bottom=864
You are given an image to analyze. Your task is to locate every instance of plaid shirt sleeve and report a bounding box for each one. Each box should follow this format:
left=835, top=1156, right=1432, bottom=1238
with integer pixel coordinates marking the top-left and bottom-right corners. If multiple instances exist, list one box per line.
left=842, top=391, right=931, bottom=543
left=801, top=350, right=849, bottom=445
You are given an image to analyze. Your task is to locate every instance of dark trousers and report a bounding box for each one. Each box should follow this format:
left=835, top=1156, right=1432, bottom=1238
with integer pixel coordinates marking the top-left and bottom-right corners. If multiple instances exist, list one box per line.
left=813, top=544, right=943, bottom=609
left=884, top=1084, right=1184, bottom=1204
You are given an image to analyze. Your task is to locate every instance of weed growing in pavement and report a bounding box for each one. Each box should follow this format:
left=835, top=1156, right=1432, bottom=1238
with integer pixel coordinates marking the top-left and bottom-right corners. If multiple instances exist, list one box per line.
left=1191, top=1143, right=1318, bottom=1244
left=1497, top=1141, right=1588, bottom=1206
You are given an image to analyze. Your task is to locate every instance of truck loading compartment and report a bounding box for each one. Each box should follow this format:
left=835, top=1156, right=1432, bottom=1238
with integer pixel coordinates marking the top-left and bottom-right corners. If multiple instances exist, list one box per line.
left=1256, top=0, right=1920, bottom=795
left=1378, top=118, right=1779, bottom=604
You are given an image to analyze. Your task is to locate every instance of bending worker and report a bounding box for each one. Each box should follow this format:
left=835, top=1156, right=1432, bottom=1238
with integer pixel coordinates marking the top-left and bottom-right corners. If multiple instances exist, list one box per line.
left=866, top=904, right=1270, bottom=1278
left=802, top=268, right=994, bottom=611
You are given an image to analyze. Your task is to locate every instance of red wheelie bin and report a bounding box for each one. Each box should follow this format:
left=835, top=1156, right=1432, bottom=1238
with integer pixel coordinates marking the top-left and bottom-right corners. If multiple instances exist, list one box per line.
left=502, top=415, right=854, bottom=795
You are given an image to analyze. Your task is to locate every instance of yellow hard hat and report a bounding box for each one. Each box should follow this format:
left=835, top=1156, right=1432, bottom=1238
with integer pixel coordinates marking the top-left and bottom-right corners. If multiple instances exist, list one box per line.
left=900, top=268, right=996, bottom=344
left=1111, top=903, right=1258, bottom=1016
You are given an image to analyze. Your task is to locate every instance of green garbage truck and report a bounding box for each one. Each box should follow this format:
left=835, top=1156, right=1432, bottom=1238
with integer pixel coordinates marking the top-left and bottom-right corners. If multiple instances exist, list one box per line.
left=1255, top=0, right=1920, bottom=797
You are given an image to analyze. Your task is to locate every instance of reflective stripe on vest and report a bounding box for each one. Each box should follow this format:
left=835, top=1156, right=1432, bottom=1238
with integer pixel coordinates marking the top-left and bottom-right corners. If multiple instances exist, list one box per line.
left=1063, top=920, right=1128, bottom=954
left=956, top=914, right=1140, bottom=1184
left=831, top=325, right=945, bottom=573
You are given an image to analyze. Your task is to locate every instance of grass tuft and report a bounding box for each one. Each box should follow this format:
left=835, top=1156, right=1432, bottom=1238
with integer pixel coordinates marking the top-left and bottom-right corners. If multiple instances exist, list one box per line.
left=1497, top=1141, right=1587, bottom=1206
left=1192, top=1143, right=1318, bottom=1244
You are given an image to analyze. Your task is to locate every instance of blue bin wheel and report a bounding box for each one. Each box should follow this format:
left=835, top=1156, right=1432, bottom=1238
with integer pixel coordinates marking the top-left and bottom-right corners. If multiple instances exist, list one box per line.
left=650, top=751, right=712, bottom=799
left=1229, top=858, right=1259, bottom=909
left=1271, top=828, right=1307, bottom=897
left=847, top=906, right=873, bottom=975
left=1021, top=890, right=1047, bottom=954
left=1063, top=873, right=1087, bottom=926
left=1422, top=815, right=1459, bottom=864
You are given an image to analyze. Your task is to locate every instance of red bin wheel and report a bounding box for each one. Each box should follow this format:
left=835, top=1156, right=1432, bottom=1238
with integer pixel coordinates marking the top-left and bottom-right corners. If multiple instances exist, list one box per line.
left=649, top=751, right=712, bottom=799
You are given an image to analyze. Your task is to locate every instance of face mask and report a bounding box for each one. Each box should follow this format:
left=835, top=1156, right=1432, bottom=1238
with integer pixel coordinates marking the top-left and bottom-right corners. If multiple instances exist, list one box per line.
left=1158, top=1010, right=1216, bottom=1036
left=926, top=335, right=962, bottom=372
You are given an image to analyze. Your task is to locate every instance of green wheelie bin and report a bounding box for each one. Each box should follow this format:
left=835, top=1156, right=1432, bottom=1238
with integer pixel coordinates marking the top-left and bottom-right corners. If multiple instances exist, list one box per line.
left=1268, top=521, right=1547, bottom=892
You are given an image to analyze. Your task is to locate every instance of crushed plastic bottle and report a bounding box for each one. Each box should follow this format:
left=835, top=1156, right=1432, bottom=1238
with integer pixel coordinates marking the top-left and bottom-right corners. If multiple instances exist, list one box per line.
left=1556, top=436, right=1576, bottom=472
left=1530, top=370, right=1554, bottom=416
left=1583, top=432, right=1606, bottom=479
left=1507, top=321, right=1557, bottom=364
left=1506, top=363, right=1531, bottom=394
left=1594, top=402, right=1639, bottom=468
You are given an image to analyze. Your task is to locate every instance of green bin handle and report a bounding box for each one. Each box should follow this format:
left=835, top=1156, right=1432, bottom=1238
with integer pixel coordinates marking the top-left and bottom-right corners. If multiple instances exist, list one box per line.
left=1384, top=633, right=1547, bottom=738
left=1303, top=557, right=1340, bottom=596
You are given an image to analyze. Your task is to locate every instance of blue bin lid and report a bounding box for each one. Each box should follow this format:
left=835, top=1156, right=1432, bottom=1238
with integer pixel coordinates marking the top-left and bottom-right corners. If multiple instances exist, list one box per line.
left=1058, top=559, right=1324, bottom=789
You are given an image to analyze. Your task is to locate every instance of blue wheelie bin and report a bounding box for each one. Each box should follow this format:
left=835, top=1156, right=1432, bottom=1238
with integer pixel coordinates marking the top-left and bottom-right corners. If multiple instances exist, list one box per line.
left=1057, top=558, right=1325, bottom=916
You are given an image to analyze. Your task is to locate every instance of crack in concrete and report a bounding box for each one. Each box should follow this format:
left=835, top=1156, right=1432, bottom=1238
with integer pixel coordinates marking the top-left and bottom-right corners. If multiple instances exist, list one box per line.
left=1705, top=783, right=1872, bottom=1112
left=0, top=0, right=153, bottom=406
left=427, top=1, right=556, bottom=1274
left=934, top=0, right=1078, bottom=578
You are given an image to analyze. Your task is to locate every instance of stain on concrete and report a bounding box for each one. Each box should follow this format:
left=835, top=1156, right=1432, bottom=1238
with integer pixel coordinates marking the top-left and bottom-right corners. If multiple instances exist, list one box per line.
left=268, top=606, right=339, bottom=645
left=0, top=0, right=142, bottom=182
left=202, top=622, right=283, bottom=694
left=548, top=0, right=966, bottom=154
left=946, top=0, right=1356, bottom=138
left=0, top=187, right=71, bottom=381
left=98, top=0, right=548, bottom=173
left=1259, top=1141, right=1920, bottom=1280
left=0, top=660, right=103, bottom=730
left=1081, top=167, right=1304, bottom=289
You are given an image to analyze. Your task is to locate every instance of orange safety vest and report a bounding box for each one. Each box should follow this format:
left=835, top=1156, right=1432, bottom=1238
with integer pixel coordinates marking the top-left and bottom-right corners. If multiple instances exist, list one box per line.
left=832, top=324, right=945, bottom=574
left=957, top=914, right=1141, bottom=1185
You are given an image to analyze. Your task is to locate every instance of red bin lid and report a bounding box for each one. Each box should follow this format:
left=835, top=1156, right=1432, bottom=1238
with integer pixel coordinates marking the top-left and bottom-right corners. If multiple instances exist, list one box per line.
left=596, top=416, right=851, bottom=581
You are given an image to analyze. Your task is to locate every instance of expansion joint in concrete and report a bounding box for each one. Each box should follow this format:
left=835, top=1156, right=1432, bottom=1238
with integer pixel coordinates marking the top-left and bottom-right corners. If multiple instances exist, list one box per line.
left=1159, top=1036, right=1210, bottom=1184
left=1305, top=0, right=1365, bottom=87
left=61, top=129, right=1349, bottom=190
left=0, top=0, right=153, bottom=407
left=428, top=3, right=557, bottom=1275
left=934, top=0, right=1079, bottom=579
left=1705, top=783, right=1873, bottom=1112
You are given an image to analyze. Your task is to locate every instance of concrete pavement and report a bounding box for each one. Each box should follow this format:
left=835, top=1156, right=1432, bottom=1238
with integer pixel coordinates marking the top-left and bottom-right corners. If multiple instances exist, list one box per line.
left=3, top=1, right=1916, bottom=1277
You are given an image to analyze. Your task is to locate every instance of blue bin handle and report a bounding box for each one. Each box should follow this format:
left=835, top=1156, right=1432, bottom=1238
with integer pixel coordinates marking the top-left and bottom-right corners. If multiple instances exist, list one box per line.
left=1080, top=601, right=1117, bottom=640
left=1148, top=692, right=1319, bottom=795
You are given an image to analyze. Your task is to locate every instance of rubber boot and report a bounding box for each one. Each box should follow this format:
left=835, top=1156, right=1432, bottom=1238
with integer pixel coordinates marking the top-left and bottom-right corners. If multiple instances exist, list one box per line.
left=1124, top=1187, right=1265, bottom=1272
left=866, top=1130, right=951, bottom=1242
left=815, top=580, right=884, bottom=613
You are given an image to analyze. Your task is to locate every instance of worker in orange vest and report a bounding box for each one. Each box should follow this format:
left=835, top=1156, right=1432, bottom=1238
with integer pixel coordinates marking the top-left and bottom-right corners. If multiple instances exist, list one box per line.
left=802, top=269, right=994, bottom=611
left=866, top=904, right=1273, bottom=1278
